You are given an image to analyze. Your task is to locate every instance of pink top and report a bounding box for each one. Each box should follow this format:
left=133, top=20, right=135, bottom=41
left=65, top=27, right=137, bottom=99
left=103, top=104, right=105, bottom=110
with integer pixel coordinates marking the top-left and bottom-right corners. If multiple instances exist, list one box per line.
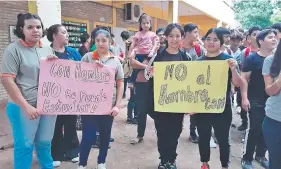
left=133, top=31, right=157, bottom=55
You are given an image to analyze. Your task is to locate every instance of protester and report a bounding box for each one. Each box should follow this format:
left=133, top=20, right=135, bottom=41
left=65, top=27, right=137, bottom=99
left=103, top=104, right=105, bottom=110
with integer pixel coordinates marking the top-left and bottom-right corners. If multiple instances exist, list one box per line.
left=156, top=28, right=166, bottom=52
left=0, top=13, right=57, bottom=169
left=229, top=30, right=248, bottom=131
left=240, top=31, right=249, bottom=51
left=90, top=27, right=110, bottom=52
left=218, top=27, right=232, bottom=55
left=271, top=22, right=281, bottom=40
left=262, top=38, right=281, bottom=169
left=120, top=31, right=138, bottom=124
left=182, top=23, right=205, bottom=144
left=230, top=30, right=243, bottom=60
left=110, top=33, right=124, bottom=63
left=152, top=23, right=190, bottom=169
left=240, top=29, right=277, bottom=169
left=183, top=23, right=205, bottom=60
left=194, top=28, right=243, bottom=169
left=78, top=29, right=124, bottom=169
left=46, top=24, right=81, bottom=168
left=79, top=32, right=91, bottom=56
left=238, top=26, right=262, bottom=66
left=89, top=27, right=115, bottom=149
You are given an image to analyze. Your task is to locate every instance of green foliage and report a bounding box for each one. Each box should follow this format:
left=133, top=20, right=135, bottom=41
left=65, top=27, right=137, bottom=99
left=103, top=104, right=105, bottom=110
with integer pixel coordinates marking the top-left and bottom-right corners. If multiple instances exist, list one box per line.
left=271, top=9, right=281, bottom=23
left=234, top=0, right=275, bottom=29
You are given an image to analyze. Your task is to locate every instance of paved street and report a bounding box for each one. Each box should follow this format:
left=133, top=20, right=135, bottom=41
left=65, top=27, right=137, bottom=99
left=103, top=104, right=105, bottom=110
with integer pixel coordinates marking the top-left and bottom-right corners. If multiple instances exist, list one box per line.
left=0, top=100, right=265, bottom=169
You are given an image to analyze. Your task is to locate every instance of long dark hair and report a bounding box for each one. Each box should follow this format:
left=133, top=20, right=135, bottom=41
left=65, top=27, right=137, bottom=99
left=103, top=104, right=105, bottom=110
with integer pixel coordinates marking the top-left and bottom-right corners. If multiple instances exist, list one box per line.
left=270, top=42, right=281, bottom=77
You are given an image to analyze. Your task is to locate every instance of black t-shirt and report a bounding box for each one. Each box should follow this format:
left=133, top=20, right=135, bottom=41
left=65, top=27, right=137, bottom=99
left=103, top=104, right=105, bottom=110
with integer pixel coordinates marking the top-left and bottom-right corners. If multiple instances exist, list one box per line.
left=155, top=49, right=183, bottom=62
left=197, top=53, right=232, bottom=104
left=242, top=52, right=269, bottom=106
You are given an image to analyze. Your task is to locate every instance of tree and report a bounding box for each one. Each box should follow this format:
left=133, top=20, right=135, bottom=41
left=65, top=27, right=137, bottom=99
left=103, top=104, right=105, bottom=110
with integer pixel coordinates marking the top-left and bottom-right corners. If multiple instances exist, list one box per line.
left=271, top=1, right=281, bottom=23
left=271, top=9, right=281, bottom=24
left=234, top=0, right=274, bottom=29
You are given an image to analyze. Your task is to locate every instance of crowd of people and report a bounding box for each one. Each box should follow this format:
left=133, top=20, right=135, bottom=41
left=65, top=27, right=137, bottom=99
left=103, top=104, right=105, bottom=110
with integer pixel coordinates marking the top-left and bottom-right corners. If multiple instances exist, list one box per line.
left=1, top=12, right=281, bottom=169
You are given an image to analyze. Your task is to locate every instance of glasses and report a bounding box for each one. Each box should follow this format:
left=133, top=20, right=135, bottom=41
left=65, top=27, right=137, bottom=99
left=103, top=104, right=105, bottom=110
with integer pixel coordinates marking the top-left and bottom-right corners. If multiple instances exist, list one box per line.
left=205, top=38, right=220, bottom=43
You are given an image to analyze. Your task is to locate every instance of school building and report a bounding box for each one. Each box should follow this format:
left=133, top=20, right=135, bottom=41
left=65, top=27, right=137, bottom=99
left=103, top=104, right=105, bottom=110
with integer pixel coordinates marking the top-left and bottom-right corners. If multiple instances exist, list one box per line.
left=0, top=0, right=234, bottom=100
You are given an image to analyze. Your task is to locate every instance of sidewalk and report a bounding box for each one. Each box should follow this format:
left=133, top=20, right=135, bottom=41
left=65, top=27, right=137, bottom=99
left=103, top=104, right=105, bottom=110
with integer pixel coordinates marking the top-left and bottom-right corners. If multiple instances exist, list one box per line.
left=0, top=99, right=13, bottom=150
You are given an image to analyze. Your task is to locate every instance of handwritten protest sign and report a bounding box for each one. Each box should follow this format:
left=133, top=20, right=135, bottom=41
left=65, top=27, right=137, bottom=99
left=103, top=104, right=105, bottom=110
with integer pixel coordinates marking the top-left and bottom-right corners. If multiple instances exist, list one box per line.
left=154, top=61, right=229, bottom=113
left=37, top=59, right=115, bottom=115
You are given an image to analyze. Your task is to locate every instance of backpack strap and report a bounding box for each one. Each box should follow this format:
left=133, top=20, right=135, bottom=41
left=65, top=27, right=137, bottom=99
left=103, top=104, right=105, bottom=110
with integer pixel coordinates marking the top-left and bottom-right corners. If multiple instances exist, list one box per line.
left=180, top=49, right=191, bottom=61
left=194, top=43, right=201, bottom=57
left=245, top=47, right=250, bottom=57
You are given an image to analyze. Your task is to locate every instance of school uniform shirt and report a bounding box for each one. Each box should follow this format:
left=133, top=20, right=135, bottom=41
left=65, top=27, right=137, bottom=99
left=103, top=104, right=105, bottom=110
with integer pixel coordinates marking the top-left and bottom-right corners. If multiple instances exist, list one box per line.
left=81, top=53, right=124, bottom=107
left=1, top=39, right=53, bottom=106
left=197, top=53, right=233, bottom=105
left=242, top=53, right=269, bottom=107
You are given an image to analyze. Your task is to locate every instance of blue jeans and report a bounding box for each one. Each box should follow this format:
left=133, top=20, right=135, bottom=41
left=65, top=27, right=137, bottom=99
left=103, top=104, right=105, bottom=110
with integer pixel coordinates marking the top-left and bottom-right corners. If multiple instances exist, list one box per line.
left=127, top=87, right=138, bottom=119
left=6, top=102, right=57, bottom=169
left=79, top=115, right=113, bottom=166
left=263, top=116, right=281, bottom=169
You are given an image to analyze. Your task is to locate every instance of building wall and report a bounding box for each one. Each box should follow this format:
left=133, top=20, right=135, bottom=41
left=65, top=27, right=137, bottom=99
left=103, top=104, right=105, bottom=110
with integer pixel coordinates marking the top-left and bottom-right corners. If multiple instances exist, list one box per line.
left=116, top=8, right=138, bottom=30
left=157, top=19, right=168, bottom=29
left=0, top=1, right=28, bottom=100
left=0, top=1, right=169, bottom=100
left=61, top=1, right=164, bottom=34
left=61, top=1, right=113, bottom=32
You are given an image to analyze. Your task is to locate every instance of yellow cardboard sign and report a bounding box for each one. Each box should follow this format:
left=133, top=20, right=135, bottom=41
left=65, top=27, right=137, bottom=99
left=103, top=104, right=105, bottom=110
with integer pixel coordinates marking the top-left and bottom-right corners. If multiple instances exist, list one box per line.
left=154, top=61, right=229, bottom=113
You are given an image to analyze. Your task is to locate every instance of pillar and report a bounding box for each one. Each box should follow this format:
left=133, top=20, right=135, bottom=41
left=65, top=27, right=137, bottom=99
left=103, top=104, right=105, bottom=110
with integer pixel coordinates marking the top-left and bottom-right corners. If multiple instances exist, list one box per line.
left=168, top=0, right=179, bottom=23
left=28, top=0, right=62, bottom=46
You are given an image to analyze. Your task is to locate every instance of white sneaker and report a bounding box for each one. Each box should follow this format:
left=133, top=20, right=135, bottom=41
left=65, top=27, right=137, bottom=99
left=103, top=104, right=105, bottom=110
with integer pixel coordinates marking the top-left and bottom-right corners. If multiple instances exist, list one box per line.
left=72, top=157, right=79, bottom=163
left=97, top=163, right=106, bottom=169
left=210, top=137, right=217, bottom=148
left=53, top=161, right=61, bottom=168
left=78, top=166, right=86, bottom=169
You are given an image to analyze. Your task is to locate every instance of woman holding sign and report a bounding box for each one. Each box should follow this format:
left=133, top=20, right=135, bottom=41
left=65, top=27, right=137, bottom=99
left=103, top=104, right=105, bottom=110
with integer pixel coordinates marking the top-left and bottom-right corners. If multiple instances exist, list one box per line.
left=151, top=23, right=191, bottom=169
left=0, top=13, right=57, bottom=169
left=78, top=29, right=124, bottom=169
left=46, top=24, right=81, bottom=168
left=195, top=28, right=242, bottom=169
